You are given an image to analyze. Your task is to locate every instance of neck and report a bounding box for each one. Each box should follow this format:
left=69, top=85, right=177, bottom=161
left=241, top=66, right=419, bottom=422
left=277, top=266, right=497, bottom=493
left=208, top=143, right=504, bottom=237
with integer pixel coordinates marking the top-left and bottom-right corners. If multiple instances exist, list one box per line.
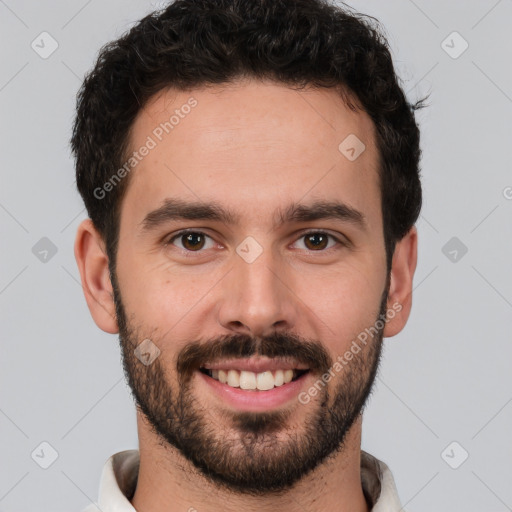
left=131, top=413, right=370, bottom=512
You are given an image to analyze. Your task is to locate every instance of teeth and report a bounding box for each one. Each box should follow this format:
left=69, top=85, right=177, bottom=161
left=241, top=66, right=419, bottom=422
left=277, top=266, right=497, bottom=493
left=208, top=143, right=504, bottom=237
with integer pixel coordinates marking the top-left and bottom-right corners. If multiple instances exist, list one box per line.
left=256, top=371, right=274, bottom=390
left=205, top=368, right=306, bottom=390
left=283, top=369, right=294, bottom=383
left=227, top=369, right=240, bottom=387
left=274, top=369, right=284, bottom=387
left=239, top=371, right=256, bottom=390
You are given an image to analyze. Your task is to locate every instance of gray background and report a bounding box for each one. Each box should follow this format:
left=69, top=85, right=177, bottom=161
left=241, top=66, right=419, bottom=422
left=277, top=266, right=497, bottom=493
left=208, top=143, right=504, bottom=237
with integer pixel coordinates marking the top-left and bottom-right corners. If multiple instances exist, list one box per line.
left=1, top=0, right=511, bottom=511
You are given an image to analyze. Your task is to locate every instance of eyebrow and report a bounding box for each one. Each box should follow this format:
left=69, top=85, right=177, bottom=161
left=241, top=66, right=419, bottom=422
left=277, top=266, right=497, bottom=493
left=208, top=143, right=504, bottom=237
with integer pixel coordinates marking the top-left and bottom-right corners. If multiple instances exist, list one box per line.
left=139, top=197, right=367, bottom=233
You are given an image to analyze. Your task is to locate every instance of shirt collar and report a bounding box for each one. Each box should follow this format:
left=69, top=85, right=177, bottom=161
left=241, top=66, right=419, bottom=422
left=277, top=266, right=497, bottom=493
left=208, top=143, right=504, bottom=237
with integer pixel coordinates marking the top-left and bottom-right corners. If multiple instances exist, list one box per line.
left=85, top=449, right=404, bottom=511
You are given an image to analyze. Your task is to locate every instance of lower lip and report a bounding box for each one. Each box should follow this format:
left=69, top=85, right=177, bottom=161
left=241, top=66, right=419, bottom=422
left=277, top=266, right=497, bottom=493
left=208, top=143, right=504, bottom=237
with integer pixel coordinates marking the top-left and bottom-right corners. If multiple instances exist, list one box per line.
left=198, top=371, right=311, bottom=412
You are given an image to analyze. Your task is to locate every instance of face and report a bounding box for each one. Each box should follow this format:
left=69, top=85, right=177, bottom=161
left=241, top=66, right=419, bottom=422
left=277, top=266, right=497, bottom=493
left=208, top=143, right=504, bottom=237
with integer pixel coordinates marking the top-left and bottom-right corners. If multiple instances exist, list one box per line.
left=111, top=79, right=390, bottom=494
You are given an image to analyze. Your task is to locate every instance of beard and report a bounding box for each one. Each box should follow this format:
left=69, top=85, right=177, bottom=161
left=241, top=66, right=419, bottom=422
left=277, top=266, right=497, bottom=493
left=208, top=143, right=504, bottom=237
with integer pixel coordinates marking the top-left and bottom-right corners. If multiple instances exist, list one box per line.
left=111, top=270, right=388, bottom=496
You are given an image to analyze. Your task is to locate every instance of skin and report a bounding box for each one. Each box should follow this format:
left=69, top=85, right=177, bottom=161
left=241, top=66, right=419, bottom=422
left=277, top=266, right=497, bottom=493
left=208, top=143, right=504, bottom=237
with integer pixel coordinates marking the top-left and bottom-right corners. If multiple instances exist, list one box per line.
left=75, top=78, right=417, bottom=512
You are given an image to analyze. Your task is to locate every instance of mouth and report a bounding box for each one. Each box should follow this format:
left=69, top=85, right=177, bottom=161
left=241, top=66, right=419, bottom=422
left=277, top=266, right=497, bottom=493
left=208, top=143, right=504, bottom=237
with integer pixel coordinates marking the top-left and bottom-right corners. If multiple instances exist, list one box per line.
left=199, top=368, right=310, bottom=391
left=196, top=359, right=312, bottom=412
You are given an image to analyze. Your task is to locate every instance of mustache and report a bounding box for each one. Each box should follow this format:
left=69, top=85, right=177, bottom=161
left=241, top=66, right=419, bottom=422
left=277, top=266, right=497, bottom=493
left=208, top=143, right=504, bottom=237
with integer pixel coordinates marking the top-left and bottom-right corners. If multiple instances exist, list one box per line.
left=176, top=332, right=333, bottom=381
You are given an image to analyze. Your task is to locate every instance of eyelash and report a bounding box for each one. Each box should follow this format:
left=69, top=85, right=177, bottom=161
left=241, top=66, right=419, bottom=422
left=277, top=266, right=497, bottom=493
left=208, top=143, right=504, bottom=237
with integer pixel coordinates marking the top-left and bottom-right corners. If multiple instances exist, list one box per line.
left=165, top=229, right=346, bottom=255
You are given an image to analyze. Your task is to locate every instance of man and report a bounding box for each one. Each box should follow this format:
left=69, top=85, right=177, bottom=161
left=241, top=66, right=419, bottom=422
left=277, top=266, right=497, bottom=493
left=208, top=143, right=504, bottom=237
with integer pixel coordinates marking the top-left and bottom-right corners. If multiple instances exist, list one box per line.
left=72, top=0, right=425, bottom=510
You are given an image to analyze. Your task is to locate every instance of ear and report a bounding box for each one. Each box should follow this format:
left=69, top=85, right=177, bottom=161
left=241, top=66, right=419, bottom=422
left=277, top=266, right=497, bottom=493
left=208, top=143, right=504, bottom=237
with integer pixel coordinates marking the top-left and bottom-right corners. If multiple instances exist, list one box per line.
left=383, top=226, right=418, bottom=338
left=74, top=219, right=119, bottom=334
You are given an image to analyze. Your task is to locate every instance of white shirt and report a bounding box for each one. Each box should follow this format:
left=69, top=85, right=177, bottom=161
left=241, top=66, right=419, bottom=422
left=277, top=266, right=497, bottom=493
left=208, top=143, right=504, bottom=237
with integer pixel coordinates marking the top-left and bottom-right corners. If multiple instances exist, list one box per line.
left=82, top=449, right=405, bottom=511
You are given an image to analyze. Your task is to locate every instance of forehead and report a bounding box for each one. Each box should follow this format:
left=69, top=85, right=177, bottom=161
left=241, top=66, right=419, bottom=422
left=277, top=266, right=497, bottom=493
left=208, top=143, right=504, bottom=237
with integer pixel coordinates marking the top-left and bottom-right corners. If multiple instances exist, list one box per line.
left=120, top=79, right=381, bottom=230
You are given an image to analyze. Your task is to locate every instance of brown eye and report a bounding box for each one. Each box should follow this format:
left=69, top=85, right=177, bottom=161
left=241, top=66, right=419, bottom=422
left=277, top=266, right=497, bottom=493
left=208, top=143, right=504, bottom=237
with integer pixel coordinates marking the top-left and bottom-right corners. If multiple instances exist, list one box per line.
left=181, top=232, right=205, bottom=251
left=168, top=231, right=215, bottom=252
left=293, top=231, right=341, bottom=252
left=303, top=232, right=329, bottom=250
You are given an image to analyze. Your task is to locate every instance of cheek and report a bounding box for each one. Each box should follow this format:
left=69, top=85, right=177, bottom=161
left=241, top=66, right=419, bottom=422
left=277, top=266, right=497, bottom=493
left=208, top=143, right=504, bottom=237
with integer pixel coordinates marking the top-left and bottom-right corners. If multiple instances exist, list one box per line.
left=297, top=263, right=385, bottom=347
left=116, top=246, right=189, bottom=317
left=116, top=253, right=217, bottom=355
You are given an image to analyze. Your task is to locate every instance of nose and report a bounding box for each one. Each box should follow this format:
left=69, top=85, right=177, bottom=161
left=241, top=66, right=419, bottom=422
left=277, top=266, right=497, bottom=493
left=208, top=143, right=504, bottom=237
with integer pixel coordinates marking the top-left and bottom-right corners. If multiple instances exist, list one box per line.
left=216, top=245, right=298, bottom=338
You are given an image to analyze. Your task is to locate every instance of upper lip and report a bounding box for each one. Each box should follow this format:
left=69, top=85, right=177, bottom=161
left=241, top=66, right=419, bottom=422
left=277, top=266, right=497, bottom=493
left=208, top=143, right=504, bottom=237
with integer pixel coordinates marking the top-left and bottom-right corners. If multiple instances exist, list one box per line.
left=200, top=357, right=309, bottom=373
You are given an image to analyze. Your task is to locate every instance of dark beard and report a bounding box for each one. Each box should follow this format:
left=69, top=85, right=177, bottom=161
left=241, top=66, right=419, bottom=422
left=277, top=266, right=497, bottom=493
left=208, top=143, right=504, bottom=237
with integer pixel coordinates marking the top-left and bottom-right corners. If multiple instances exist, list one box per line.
left=111, top=270, right=387, bottom=496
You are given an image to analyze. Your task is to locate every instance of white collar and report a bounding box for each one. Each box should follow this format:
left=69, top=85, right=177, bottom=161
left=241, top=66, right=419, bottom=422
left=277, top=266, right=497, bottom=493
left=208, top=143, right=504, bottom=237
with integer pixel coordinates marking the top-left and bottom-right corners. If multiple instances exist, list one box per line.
left=82, top=449, right=405, bottom=511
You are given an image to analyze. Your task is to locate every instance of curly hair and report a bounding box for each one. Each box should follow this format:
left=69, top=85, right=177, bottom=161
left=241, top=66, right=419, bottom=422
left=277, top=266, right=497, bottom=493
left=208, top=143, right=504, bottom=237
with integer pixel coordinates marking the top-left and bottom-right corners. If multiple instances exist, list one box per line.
left=70, top=0, right=426, bottom=270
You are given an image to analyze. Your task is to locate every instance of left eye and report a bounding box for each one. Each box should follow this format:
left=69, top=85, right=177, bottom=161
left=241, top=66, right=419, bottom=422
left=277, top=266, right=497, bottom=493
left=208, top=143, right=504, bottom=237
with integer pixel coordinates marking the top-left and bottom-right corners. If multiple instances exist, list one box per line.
left=292, top=231, right=340, bottom=251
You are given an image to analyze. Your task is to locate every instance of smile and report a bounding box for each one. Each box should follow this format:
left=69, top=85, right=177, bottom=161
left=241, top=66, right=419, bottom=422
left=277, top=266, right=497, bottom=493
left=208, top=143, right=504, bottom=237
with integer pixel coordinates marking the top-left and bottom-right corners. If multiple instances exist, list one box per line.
left=199, top=368, right=310, bottom=391
left=197, top=359, right=312, bottom=411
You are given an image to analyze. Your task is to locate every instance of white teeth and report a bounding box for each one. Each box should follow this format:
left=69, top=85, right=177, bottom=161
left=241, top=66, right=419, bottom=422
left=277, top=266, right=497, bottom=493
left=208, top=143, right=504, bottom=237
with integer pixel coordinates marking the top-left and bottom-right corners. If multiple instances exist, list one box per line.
left=205, top=368, right=306, bottom=390
left=274, top=369, right=284, bottom=386
left=227, top=369, right=240, bottom=387
left=239, top=371, right=257, bottom=390
left=256, top=371, right=275, bottom=390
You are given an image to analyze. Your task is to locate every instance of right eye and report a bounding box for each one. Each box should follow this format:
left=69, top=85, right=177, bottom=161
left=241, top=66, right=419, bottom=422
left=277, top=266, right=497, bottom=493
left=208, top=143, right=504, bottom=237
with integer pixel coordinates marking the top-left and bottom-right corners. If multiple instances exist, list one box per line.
left=166, top=230, right=217, bottom=253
